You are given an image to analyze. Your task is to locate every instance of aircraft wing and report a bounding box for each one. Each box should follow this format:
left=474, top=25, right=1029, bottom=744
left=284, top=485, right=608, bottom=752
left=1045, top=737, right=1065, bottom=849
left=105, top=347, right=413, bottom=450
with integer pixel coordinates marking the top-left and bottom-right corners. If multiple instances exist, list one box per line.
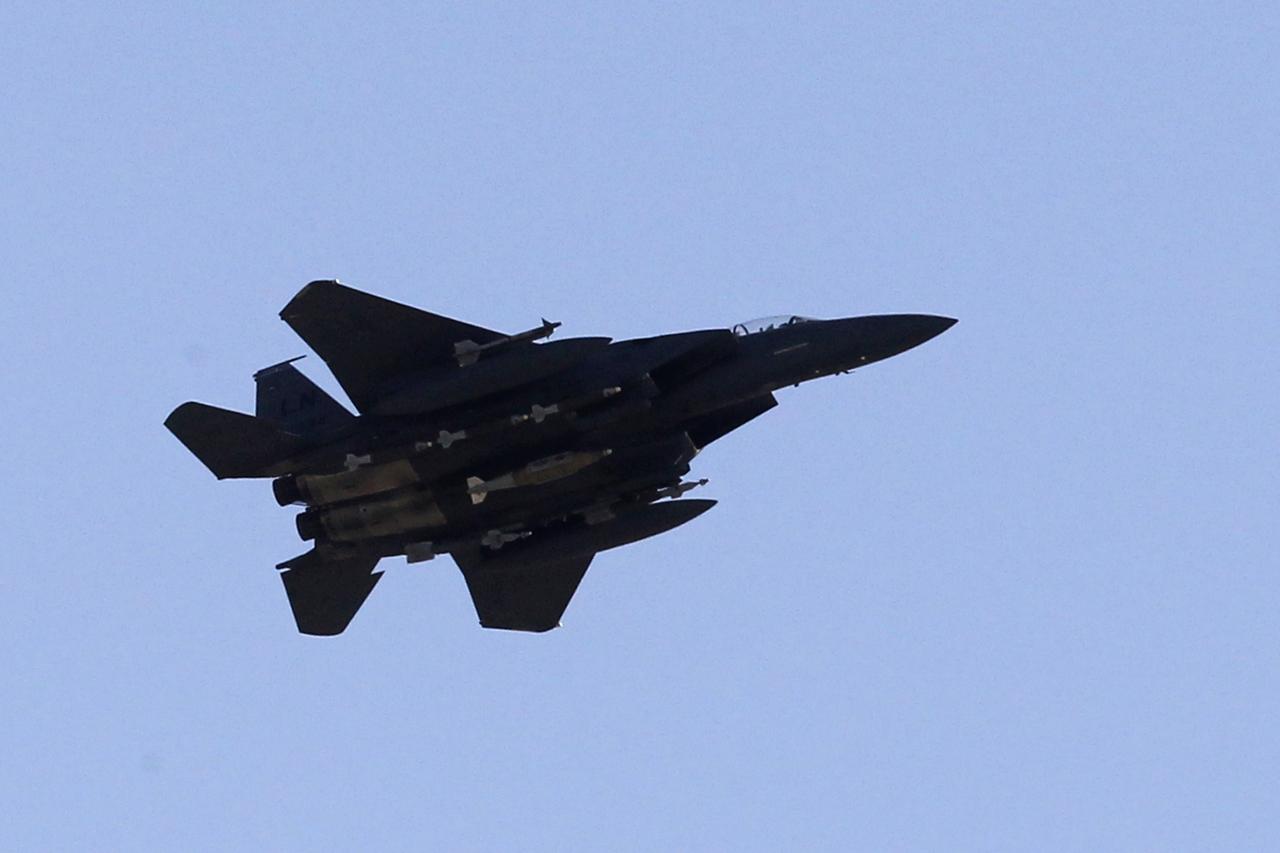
left=453, top=550, right=594, bottom=633
left=277, top=548, right=384, bottom=636
left=280, top=280, right=508, bottom=412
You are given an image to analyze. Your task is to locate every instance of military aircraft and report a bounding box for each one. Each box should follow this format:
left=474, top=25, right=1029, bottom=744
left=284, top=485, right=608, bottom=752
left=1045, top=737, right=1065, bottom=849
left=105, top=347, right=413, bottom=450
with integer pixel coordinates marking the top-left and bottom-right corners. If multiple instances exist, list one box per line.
left=165, top=280, right=955, bottom=635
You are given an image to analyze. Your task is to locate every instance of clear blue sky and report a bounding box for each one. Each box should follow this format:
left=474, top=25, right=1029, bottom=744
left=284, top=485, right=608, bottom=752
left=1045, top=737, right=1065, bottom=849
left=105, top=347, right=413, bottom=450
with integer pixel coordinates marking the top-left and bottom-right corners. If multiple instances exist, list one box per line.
left=3, top=3, right=1277, bottom=850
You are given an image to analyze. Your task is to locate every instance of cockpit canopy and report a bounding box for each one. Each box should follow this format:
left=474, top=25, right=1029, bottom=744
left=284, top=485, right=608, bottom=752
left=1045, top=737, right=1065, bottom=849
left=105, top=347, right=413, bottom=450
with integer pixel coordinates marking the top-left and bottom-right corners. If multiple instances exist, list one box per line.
left=730, top=315, right=817, bottom=337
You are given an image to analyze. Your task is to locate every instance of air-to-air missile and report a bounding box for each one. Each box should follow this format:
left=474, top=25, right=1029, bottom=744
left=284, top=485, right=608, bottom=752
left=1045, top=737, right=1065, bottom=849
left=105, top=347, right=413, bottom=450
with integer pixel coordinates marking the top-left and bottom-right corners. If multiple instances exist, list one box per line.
left=165, top=280, right=955, bottom=635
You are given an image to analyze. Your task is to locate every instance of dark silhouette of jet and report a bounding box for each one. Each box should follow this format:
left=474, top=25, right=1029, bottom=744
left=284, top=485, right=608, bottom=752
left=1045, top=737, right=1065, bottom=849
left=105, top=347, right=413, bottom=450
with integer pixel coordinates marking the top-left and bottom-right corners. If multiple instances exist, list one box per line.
left=166, top=280, right=955, bottom=634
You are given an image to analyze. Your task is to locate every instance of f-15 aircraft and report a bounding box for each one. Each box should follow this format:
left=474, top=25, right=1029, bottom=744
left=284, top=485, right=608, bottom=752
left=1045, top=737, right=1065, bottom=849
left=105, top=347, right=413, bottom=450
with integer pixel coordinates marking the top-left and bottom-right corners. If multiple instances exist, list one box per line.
left=165, top=280, right=955, bottom=635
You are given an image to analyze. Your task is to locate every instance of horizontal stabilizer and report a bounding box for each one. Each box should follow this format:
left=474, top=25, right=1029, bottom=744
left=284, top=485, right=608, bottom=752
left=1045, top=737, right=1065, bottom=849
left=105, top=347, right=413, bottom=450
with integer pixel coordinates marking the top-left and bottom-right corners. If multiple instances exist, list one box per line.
left=277, top=549, right=383, bottom=636
left=280, top=280, right=508, bottom=412
left=454, top=550, right=593, bottom=632
left=164, top=402, right=304, bottom=479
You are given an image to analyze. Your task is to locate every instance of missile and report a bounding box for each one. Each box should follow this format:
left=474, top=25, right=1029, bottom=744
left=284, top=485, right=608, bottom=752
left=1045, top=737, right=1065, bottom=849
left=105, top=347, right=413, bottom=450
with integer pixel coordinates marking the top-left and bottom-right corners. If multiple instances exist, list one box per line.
left=453, top=318, right=561, bottom=367
left=433, top=385, right=625, bottom=449
left=653, top=478, right=709, bottom=500
left=391, top=385, right=627, bottom=458
left=470, top=499, right=717, bottom=572
left=529, top=386, right=622, bottom=423
left=579, top=476, right=706, bottom=525
left=466, top=449, right=612, bottom=504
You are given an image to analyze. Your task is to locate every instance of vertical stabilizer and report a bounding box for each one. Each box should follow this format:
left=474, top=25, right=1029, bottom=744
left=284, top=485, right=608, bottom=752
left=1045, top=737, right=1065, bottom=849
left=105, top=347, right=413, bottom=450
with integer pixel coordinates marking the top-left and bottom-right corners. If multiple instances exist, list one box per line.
left=254, top=358, right=354, bottom=437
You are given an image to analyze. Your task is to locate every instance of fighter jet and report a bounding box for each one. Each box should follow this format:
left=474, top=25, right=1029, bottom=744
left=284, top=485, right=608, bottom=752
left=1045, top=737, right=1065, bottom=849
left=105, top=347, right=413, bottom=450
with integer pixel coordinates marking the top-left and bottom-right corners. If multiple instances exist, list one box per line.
left=165, top=280, right=955, bottom=635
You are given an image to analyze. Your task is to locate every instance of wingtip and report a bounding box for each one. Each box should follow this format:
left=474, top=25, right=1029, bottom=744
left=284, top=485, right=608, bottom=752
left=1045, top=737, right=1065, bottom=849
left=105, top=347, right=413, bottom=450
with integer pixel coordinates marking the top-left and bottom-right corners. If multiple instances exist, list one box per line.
left=280, top=279, right=342, bottom=320
left=163, top=401, right=195, bottom=430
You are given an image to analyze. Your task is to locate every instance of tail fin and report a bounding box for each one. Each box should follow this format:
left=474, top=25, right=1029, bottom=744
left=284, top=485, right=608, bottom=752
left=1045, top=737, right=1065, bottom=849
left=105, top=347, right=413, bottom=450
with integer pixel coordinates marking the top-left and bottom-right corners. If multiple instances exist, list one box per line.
left=165, top=402, right=305, bottom=479
left=253, top=358, right=354, bottom=437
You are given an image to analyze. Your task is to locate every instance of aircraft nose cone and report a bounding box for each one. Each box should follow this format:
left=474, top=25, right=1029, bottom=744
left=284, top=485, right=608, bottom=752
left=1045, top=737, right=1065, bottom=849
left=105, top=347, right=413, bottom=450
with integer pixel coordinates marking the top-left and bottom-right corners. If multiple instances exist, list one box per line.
left=894, top=314, right=957, bottom=351
left=835, top=314, right=957, bottom=367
